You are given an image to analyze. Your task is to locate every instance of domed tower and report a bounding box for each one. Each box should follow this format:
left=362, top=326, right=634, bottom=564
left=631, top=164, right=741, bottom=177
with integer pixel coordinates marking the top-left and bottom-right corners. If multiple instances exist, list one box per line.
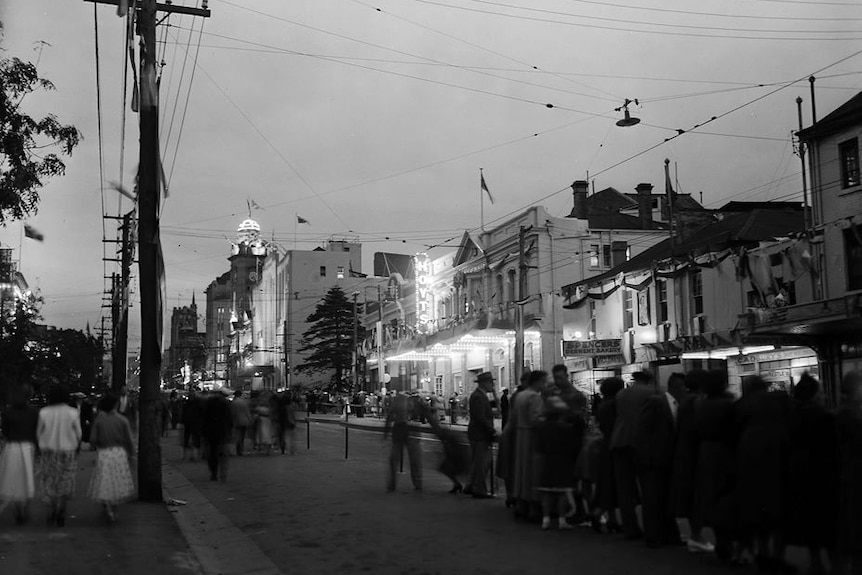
left=228, top=217, right=267, bottom=332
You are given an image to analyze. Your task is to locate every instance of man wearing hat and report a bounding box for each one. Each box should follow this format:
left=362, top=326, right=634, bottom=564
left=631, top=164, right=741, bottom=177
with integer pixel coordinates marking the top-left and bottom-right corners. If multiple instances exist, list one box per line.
left=467, top=372, right=497, bottom=499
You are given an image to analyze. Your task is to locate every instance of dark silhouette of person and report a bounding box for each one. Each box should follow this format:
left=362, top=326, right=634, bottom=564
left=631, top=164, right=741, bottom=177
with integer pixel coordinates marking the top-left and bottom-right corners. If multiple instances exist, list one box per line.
left=384, top=393, right=422, bottom=491
left=500, top=389, right=510, bottom=430
left=467, top=372, right=497, bottom=498
left=202, top=389, right=233, bottom=482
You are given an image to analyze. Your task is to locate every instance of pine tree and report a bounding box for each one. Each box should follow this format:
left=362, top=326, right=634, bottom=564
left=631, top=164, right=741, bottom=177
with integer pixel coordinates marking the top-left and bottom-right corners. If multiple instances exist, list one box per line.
left=296, top=286, right=363, bottom=391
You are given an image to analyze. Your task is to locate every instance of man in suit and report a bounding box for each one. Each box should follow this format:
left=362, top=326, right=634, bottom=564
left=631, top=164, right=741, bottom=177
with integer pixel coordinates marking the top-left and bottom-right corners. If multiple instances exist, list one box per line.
left=637, top=372, right=686, bottom=548
left=467, top=372, right=497, bottom=499
left=610, top=370, right=656, bottom=539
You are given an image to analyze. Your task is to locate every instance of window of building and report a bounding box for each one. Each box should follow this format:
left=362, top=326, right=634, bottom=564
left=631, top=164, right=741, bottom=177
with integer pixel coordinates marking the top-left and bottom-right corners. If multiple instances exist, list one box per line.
left=337, top=266, right=345, bottom=279
left=690, top=269, right=704, bottom=315
left=508, top=269, right=517, bottom=301
left=588, top=300, right=597, bottom=337
left=656, top=280, right=668, bottom=323
left=840, top=138, right=860, bottom=189
left=435, top=375, right=443, bottom=397
left=496, top=274, right=504, bottom=305
left=589, top=244, right=612, bottom=269
left=319, top=266, right=326, bottom=277
left=623, top=289, right=634, bottom=330
left=845, top=226, right=862, bottom=290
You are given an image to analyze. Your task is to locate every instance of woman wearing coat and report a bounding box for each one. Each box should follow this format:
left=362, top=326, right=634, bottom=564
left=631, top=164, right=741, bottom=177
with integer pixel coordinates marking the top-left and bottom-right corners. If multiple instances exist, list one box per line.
left=512, top=370, right=547, bottom=521
left=590, top=376, right=623, bottom=533
left=37, top=385, right=82, bottom=527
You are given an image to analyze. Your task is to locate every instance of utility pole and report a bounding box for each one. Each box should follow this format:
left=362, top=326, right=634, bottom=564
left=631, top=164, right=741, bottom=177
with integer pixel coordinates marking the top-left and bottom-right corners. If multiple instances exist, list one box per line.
left=377, top=284, right=384, bottom=390
left=352, top=292, right=359, bottom=392
left=111, top=212, right=133, bottom=392
left=514, top=225, right=527, bottom=381
left=85, top=0, right=210, bottom=502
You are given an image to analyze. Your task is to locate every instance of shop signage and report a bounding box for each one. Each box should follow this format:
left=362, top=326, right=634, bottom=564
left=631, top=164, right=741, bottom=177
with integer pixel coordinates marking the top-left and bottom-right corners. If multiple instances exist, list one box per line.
left=562, top=339, right=622, bottom=357
left=414, top=253, right=432, bottom=334
left=762, top=369, right=791, bottom=380
left=594, top=354, right=626, bottom=368
left=565, top=357, right=592, bottom=372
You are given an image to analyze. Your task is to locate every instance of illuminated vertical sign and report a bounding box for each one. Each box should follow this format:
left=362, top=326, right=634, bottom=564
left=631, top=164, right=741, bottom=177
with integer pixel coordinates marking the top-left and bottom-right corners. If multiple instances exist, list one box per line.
left=414, top=253, right=432, bottom=333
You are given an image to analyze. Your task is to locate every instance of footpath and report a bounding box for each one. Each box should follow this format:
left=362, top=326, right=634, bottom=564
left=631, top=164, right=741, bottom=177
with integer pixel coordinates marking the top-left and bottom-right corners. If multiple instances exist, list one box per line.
left=305, top=411, right=504, bottom=438
left=0, top=432, right=283, bottom=575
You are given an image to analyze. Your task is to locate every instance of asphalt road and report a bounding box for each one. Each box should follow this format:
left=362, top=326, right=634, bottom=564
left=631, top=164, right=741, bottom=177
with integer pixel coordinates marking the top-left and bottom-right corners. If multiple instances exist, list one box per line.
left=166, top=422, right=741, bottom=575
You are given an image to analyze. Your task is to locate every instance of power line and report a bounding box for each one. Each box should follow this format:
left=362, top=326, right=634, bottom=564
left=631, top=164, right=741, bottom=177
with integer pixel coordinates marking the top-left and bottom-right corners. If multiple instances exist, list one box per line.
left=558, top=0, right=862, bottom=21
left=167, top=17, right=205, bottom=187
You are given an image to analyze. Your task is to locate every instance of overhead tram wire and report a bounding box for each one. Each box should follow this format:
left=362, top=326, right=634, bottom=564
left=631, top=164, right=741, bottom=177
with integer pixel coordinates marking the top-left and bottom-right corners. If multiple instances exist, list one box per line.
left=408, top=0, right=862, bottom=41
left=163, top=15, right=197, bottom=167
left=211, top=1, right=619, bottom=105
left=170, top=25, right=619, bottom=119
left=166, top=34, right=352, bottom=232
left=348, top=0, right=621, bottom=103
left=425, top=48, right=862, bottom=252
left=460, top=0, right=862, bottom=35
left=167, top=15, right=205, bottom=187
left=160, top=11, right=184, bottom=135
left=556, top=0, right=862, bottom=21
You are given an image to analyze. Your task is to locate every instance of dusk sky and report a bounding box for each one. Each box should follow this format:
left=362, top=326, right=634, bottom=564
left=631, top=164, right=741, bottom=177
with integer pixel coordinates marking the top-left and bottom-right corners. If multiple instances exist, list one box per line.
left=3, top=0, right=861, bottom=352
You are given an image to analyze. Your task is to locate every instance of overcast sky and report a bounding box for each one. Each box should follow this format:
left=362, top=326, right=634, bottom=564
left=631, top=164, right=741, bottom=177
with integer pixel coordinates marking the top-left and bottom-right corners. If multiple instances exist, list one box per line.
left=2, top=0, right=861, bottom=351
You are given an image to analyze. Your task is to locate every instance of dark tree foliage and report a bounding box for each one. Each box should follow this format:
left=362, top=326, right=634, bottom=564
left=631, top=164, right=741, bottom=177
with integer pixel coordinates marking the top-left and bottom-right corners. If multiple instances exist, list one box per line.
left=0, top=56, right=82, bottom=224
left=296, top=286, right=363, bottom=392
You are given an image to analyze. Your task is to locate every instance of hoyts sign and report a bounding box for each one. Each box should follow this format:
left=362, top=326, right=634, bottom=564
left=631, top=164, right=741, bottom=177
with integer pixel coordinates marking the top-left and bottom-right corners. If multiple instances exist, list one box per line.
left=562, top=339, right=623, bottom=357
left=414, top=253, right=433, bottom=333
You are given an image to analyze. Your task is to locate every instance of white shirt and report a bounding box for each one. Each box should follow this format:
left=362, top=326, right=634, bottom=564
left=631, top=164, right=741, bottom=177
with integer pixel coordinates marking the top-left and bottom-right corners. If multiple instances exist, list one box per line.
left=665, top=392, right=679, bottom=426
left=37, top=404, right=82, bottom=452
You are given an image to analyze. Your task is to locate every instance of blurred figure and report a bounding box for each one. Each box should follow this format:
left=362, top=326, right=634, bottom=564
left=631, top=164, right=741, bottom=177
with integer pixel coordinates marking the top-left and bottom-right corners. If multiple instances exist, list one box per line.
left=836, top=371, right=862, bottom=575
left=496, top=370, right=531, bottom=509
left=79, top=395, right=95, bottom=446
left=512, top=370, right=547, bottom=521
left=254, top=404, right=274, bottom=455
left=669, top=369, right=713, bottom=553
left=592, top=377, right=624, bottom=533
left=202, top=389, right=233, bottom=481
left=550, top=364, right=589, bottom=524
left=159, top=395, right=170, bottom=437
left=610, top=370, right=655, bottom=540
left=636, top=373, right=685, bottom=548
left=427, top=404, right=469, bottom=493
left=0, top=386, right=39, bottom=525
left=88, top=394, right=136, bottom=523
left=536, top=396, right=585, bottom=531
left=182, top=388, right=203, bottom=461
left=231, top=390, right=252, bottom=456
left=735, top=374, right=794, bottom=571
left=500, top=389, right=510, bottom=430
left=692, top=371, right=738, bottom=564
left=466, top=372, right=497, bottom=499
left=448, top=393, right=459, bottom=425
left=384, top=393, right=422, bottom=492
left=37, top=385, right=82, bottom=527
left=786, top=373, right=838, bottom=575
left=276, top=392, right=298, bottom=455
left=169, top=390, right=181, bottom=430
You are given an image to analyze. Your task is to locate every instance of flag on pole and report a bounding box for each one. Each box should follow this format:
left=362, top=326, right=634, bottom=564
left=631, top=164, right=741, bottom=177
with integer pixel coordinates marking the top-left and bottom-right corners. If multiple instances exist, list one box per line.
left=249, top=199, right=264, bottom=211
left=297, top=215, right=310, bottom=225
left=480, top=171, right=494, bottom=204
left=24, top=224, right=44, bottom=242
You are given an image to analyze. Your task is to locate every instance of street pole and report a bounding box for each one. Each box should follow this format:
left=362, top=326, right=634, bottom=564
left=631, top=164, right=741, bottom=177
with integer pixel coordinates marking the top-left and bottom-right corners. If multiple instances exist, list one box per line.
left=514, top=225, right=527, bottom=380
left=112, top=212, right=133, bottom=392
left=377, top=284, right=384, bottom=390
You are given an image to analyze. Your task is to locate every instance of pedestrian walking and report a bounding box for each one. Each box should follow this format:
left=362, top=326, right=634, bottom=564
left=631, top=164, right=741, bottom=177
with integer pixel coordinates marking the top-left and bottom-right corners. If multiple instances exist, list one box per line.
left=254, top=404, right=274, bottom=455
left=668, top=370, right=713, bottom=553
left=591, top=377, right=623, bottom=534
left=536, top=396, right=583, bottom=531
left=202, top=389, right=233, bottom=481
left=36, top=384, right=82, bottom=527
left=512, top=370, right=547, bottom=521
left=610, top=370, right=655, bottom=540
left=786, top=373, right=839, bottom=575
left=500, top=389, right=510, bottom=430
left=182, top=388, right=203, bottom=461
left=231, top=390, right=252, bottom=456
left=0, top=386, right=39, bottom=525
left=276, top=392, right=298, bottom=455
left=383, top=393, right=422, bottom=492
left=88, top=394, right=136, bottom=523
left=550, top=364, right=589, bottom=524
left=836, top=371, right=862, bottom=575
left=635, top=373, right=685, bottom=548
left=466, top=372, right=497, bottom=499
left=169, top=390, right=181, bottom=430
left=427, top=405, right=469, bottom=493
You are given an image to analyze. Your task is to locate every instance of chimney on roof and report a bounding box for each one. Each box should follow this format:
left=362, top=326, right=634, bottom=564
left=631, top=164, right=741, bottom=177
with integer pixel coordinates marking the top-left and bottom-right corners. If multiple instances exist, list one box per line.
left=569, top=180, right=589, bottom=219
left=635, top=182, right=654, bottom=229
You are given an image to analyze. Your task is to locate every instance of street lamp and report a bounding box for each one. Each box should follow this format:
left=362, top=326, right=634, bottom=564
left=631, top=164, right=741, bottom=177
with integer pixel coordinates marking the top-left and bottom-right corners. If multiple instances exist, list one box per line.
left=615, top=98, right=641, bottom=127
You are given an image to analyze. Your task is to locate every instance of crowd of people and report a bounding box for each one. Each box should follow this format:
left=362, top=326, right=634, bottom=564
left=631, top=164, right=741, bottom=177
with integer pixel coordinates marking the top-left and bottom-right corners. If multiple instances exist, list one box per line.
left=484, top=366, right=862, bottom=575
left=0, top=384, right=136, bottom=526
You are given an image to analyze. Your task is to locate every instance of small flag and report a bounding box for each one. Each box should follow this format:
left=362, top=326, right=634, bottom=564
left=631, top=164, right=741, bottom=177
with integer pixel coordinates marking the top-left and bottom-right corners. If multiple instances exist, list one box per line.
left=249, top=199, right=264, bottom=211
left=480, top=171, right=494, bottom=204
left=24, top=224, right=44, bottom=242
left=297, top=215, right=310, bottom=225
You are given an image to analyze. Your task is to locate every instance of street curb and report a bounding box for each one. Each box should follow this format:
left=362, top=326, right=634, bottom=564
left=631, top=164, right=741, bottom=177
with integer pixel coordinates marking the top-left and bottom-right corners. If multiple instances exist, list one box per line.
left=162, top=459, right=283, bottom=575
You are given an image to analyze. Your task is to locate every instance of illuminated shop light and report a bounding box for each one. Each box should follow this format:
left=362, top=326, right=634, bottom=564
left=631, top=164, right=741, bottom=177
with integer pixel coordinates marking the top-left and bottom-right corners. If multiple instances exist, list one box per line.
left=680, top=345, right=775, bottom=361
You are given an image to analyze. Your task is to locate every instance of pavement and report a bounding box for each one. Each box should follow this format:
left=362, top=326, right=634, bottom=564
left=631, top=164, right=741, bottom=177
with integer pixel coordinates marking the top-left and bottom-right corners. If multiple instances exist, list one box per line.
left=0, top=422, right=814, bottom=575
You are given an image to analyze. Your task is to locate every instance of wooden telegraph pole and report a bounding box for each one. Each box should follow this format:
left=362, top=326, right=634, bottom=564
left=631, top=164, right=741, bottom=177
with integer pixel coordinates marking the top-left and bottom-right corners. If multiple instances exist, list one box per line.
left=84, top=0, right=210, bottom=502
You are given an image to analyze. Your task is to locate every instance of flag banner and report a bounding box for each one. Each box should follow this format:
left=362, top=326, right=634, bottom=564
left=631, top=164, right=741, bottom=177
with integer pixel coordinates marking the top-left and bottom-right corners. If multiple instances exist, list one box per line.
left=480, top=172, right=494, bottom=204
left=297, top=215, right=310, bottom=224
left=249, top=199, right=264, bottom=210
left=24, top=224, right=44, bottom=242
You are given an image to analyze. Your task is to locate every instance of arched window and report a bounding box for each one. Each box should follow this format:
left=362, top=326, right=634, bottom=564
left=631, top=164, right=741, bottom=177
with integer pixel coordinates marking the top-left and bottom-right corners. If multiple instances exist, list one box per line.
left=507, top=269, right=517, bottom=302
left=496, top=274, right=504, bottom=305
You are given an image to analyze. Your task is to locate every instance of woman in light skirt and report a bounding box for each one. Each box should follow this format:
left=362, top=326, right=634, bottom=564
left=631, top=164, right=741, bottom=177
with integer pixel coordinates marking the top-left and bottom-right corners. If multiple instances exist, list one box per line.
left=88, top=394, right=136, bottom=523
left=37, top=385, right=82, bottom=527
left=0, top=387, right=39, bottom=524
